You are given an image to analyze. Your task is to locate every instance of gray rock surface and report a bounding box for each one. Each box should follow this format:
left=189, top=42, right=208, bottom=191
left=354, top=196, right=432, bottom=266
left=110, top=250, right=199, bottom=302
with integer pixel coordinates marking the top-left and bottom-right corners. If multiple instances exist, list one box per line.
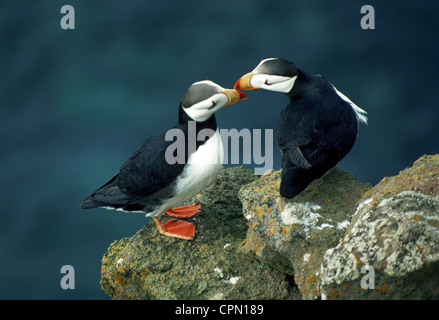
left=321, top=155, right=439, bottom=299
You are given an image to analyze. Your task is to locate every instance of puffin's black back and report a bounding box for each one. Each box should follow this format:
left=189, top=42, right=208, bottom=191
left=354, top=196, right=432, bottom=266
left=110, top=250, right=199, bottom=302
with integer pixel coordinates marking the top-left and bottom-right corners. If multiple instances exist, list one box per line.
left=277, top=70, right=359, bottom=198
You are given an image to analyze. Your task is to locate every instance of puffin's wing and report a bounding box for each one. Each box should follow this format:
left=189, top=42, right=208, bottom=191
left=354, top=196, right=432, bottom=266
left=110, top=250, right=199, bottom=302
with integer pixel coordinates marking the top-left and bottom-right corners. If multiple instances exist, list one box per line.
left=116, top=129, right=186, bottom=197
left=283, top=147, right=312, bottom=169
left=276, top=100, right=318, bottom=169
left=81, top=129, right=186, bottom=208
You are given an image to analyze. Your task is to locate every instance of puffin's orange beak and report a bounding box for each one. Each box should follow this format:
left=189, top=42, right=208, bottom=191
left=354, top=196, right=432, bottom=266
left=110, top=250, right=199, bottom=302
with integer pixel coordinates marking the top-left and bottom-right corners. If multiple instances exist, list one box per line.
left=220, top=89, right=247, bottom=107
left=234, top=72, right=258, bottom=90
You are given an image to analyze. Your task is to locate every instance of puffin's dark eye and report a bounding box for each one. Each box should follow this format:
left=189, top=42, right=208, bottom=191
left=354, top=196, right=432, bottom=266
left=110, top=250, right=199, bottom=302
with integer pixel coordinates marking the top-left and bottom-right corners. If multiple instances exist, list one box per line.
left=208, top=100, right=217, bottom=110
left=264, top=79, right=272, bottom=86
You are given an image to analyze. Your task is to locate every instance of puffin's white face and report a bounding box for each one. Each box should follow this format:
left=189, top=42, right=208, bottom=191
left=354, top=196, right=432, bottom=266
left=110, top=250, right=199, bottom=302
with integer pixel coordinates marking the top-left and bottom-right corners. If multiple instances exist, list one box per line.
left=234, top=58, right=298, bottom=93
left=182, top=80, right=246, bottom=122
left=248, top=74, right=297, bottom=93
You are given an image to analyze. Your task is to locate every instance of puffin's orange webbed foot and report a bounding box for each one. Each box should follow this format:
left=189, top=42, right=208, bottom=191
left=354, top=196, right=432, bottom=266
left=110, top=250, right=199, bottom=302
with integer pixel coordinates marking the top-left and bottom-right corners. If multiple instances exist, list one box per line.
left=165, top=204, right=201, bottom=218
left=153, top=217, right=195, bottom=240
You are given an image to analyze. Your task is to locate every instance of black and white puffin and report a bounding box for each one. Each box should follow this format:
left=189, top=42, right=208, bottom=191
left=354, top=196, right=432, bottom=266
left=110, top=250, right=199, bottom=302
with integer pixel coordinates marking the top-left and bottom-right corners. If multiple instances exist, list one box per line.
left=81, top=80, right=246, bottom=240
left=234, top=58, right=367, bottom=199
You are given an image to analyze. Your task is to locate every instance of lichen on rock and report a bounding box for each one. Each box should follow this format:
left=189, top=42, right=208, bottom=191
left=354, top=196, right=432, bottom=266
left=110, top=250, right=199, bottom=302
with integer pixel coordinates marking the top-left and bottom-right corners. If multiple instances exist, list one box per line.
left=321, top=154, right=439, bottom=300
left=238, top=167, right=372, bottom=299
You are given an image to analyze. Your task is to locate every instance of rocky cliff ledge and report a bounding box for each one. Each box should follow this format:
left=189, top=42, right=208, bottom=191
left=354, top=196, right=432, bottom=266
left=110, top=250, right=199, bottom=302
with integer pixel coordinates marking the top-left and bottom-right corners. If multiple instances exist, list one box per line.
left=100, top=154, right=439, bottom=300
left=100, top=166, right=301, bottom=300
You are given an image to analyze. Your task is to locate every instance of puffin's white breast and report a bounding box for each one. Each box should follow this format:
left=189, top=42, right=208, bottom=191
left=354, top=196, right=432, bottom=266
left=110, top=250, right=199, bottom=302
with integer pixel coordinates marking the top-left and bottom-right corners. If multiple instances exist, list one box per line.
left=151, top=129, right=223, bottom=215
left=175, top=128, right=224, bottom=194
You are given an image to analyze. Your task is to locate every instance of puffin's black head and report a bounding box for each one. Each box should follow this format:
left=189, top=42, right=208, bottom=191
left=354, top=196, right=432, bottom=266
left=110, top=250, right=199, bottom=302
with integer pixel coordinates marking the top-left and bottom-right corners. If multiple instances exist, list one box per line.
left=234, top=58, right=298, bottom=93
left=181, top=80, right=246, bottom=122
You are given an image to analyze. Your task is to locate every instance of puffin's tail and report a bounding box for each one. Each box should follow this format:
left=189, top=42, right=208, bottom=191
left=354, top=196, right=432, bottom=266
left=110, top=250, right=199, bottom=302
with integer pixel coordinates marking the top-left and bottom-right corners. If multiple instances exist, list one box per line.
left=80, top=173, right=125, bottom=209
left=80, top=196, right=104, bottom=209
left=279, top=166, right=314, bottom=199
left=280, top=161, right=339, bottom=199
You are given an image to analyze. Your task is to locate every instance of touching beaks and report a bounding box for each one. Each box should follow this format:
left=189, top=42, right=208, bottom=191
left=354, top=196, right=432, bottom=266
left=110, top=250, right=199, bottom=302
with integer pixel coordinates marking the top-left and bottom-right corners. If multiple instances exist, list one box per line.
left=234, top=72, right=258, bottom=90
left=220, top=89, right=247, bottom=107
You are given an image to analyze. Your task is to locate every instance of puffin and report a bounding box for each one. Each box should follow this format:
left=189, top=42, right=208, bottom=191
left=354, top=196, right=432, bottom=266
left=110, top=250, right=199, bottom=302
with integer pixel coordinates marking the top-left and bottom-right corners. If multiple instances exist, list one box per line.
left=81, top=80, right=246, bottom=240
left=234, top=58, right=367, bottom=199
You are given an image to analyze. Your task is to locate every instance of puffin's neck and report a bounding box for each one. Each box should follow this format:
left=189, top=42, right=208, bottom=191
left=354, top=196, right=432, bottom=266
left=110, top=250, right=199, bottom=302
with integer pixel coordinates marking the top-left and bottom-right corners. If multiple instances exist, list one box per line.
left=178, top=104, right=218, bottom=132
left=285, top=68, right=308, bottom=99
